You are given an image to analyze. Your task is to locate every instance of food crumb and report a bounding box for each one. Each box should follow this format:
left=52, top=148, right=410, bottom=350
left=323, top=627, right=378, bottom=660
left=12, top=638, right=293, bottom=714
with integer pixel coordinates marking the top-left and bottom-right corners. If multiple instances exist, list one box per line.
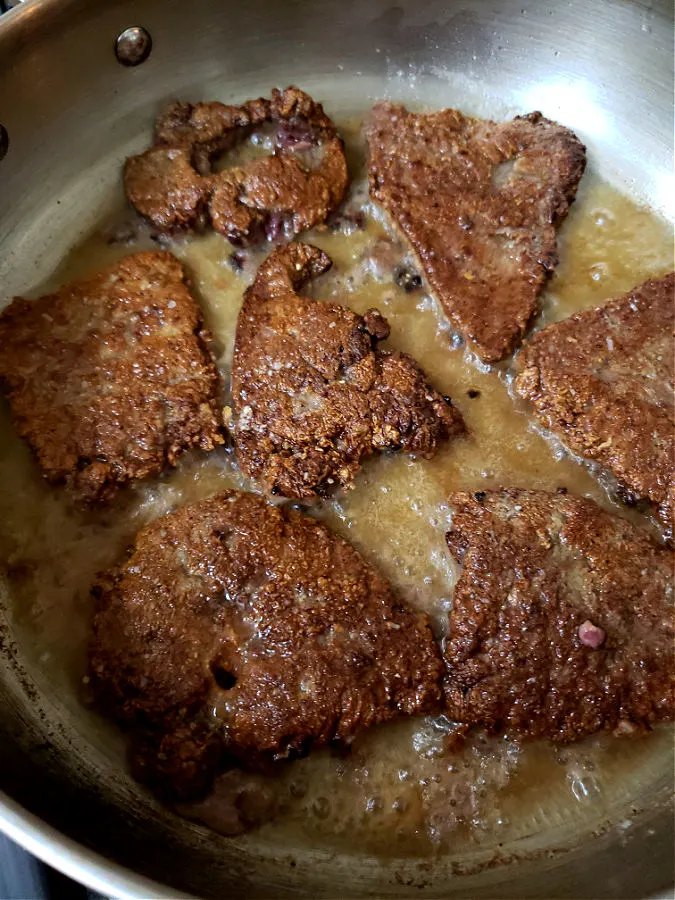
left=578, top=620, right=606, bottom=648
left=393, top=265, right=423, bottom=293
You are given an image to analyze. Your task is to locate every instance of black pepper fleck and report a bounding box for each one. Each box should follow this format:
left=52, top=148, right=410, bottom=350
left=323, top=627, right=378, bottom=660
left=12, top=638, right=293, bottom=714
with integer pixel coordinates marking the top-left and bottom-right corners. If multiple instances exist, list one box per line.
left=467, top=389, right=481, bottom=399
left=393, top=265, right=423, bottom=293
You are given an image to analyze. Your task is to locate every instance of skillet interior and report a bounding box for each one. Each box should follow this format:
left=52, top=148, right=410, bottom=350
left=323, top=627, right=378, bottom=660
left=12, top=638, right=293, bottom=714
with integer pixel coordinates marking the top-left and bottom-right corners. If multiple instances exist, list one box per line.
left=0, top=0, right=673, bottom=896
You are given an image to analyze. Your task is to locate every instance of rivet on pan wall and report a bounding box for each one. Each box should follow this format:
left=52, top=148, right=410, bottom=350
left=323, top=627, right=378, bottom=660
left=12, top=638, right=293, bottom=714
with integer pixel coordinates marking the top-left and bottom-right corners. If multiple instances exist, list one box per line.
left=0, top=125, right=8, bottom=162
left=115, top=26, right=152, bottom=67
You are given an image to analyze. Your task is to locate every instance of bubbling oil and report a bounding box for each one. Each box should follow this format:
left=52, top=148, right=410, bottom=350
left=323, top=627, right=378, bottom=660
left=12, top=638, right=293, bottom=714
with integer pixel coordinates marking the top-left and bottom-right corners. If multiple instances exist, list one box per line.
left=0, top=112, right=672, bottom=858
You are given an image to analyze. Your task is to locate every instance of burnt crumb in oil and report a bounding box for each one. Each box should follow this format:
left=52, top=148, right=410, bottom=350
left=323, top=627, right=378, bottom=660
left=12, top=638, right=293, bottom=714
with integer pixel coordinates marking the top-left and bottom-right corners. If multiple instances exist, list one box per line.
left=615, top=484, right=639, bottom=507
left=314, top=479, right=335, bottom=499
left=467, top=389, right=481, bottom=399
left=556, top=486, right=568, bottom=495
left=330, top=209, right=366, bottom=234
left=473, top=491, right=486, bottom=502
left=149, top=229, right=172, bottom=247
left=393, top=265, right=423, bottom=293
left=229, top=251, right=246, bottom=273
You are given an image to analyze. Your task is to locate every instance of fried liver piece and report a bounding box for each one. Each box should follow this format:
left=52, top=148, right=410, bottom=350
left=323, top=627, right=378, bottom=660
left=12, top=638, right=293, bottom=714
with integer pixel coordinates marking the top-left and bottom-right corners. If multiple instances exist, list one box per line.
left=444, top=489, right=675, bottom=742
left=125, top=86, right=349, bottom=243
left=231, top=243, right=464, bottom=499
left=515, top=273, right=675, bottom=535
left=0, top=251, right=223, bottom=502
left=88, top=490, right=444, bottom=801
left=366, top=103, right=587, bottom=363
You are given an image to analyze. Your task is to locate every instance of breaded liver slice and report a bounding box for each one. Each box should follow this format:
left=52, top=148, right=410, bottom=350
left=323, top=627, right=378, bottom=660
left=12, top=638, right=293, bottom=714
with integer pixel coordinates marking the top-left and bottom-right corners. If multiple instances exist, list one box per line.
left=0, top=251, right=223, bottom=502
left=367, top=102, right=586, bottom=362
left=443, top=489, right=674, bottom=742
left=88, top=490, right=444, bottom=800
left=230, top=242, right=464, bottom=500
left=515, top=273, right=675, bottom=535
left=125, top=86, right=349, bottom=243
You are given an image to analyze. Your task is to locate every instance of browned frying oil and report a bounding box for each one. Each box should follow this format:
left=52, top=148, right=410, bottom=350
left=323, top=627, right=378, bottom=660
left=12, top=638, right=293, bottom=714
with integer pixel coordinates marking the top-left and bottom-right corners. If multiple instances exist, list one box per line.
left=0, top=117, right=672, bottom=858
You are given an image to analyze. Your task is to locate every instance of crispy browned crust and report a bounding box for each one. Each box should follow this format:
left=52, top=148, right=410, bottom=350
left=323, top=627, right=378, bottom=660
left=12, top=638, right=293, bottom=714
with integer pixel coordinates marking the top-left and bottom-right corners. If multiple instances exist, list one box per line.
left=366, top=103, right=587, bottom=363
left=515, top=273, right=675, bottom=535
left=88, top=490, right=444, bottom=800
left=0, top=251, right=223, bottom=503
left=444, top=489, right=675, bottom=742
left=231, top=243, right=465, bottom=499
left=125, top=86, right=349, bottom=243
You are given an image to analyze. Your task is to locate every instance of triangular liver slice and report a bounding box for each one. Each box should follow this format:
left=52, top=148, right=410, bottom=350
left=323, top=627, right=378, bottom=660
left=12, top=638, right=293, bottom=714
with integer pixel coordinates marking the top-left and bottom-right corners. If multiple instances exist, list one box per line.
left=515, top=272, right=675, bottom=536
left=231, top=242, right=464, bottom=499
left=367, top=103, right=586, bottom=363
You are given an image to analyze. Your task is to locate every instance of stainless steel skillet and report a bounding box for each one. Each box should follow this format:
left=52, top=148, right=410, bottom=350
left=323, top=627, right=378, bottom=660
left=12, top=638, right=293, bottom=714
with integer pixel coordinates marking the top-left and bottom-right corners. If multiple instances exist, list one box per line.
left=0, top=0, right=673, bottom=896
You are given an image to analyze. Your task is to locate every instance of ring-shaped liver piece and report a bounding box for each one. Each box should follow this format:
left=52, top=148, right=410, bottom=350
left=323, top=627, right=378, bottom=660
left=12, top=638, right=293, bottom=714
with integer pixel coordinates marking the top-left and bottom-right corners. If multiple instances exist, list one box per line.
left=124, top=86, right=349, bottom=243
